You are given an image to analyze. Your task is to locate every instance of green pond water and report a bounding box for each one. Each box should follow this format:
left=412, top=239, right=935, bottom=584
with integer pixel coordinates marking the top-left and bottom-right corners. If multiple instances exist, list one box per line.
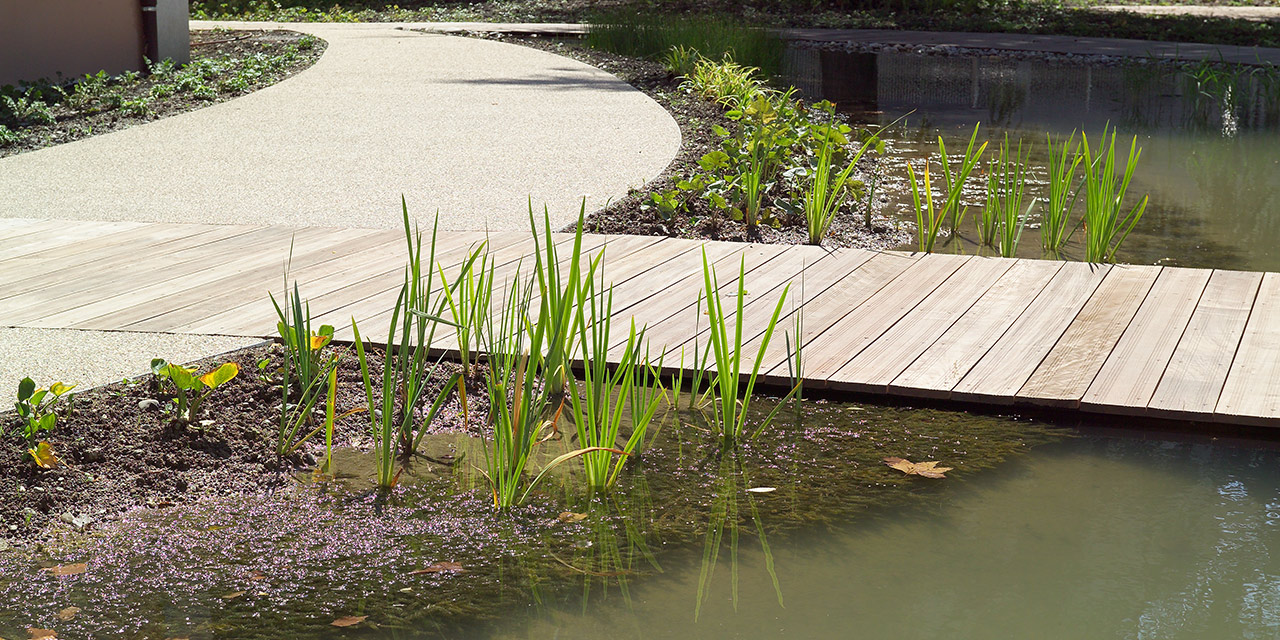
left=782, top=48, right=1280, bottom=271
left=4, top=396, right=1280, bottom=639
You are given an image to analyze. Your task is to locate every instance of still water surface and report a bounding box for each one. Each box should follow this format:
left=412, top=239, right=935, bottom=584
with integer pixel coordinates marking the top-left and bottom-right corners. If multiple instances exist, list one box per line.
left=782, top=48, right=1280, bottom=271
left=487, top=432, right=1280, bottom=639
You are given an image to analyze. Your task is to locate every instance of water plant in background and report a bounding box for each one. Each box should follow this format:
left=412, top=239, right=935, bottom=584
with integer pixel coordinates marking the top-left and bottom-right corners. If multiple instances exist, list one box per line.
left=1041, top=132, right=1083, bottom=255
left=801, top=102, right=880, bottom=245
left=699, top=251, right=800, bottom=444
left=149, top=359, right=239, bottom=423
left=937, top=124, right=988, bottom=238
left=681, top=57, right=770, bottom=109
left=1080, top=128, right=1149, bottom=263
left=586, top=12, right=783, bottom=77
left=978, top=135, right=1032, bottom=258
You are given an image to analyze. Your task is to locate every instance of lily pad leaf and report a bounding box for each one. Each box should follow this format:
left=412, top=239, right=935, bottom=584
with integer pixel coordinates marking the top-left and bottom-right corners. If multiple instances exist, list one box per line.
left=883, top=457, right=953, bottom=479
left=331, top=615, right=368, bottom=627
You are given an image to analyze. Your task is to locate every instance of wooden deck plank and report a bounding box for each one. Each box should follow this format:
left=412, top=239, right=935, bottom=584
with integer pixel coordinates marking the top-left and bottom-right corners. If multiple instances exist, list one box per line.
left=1148, top=269, right=1262, bottom=420
left=18, top=226, right=333, bottom=328
left=801, top=253, right=972, bottom=384
left=171, top=231, right=507, bottom=334
left=758, top=250, right=920, bottom=380
left=1214, top=272, right=1280, bottom=424
left=950, top=261, right=1111, bottom=404
left=829, top=255, right=1016, bottom=392
left=888, top=260, right=1064, bottom=399
left=0, top=225, right=283, bottom=325
left=1017, top=264, right=1162, bottom=407
left=120, top=229, right=407, bottom=332
left=0, top=224, right=253, bottom=299
left=0, top=220, right=145, bottom=261
left=1079, top=267, right=1211, bottom=415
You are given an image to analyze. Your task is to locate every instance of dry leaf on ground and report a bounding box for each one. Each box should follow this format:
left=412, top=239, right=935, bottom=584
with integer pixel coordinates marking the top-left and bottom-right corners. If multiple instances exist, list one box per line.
left=883, top=457, right=953, bottom=479
left=42, top=563, right=86, bottom=577
left=408, top=562, right=465, bottom=575
left=331, top=615, right=367, bottom=627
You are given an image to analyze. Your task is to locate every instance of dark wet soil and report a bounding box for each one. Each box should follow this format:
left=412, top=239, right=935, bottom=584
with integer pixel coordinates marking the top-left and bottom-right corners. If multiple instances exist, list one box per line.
left=476, top=34, right=912, bottom=251
left=0, top=30, right=326, bottom=158
left=0, top=342, right=486, bottom=543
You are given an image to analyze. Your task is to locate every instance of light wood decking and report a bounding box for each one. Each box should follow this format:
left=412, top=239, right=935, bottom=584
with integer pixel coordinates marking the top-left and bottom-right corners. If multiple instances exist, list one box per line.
left=2, top=220, right=1276, bottom=427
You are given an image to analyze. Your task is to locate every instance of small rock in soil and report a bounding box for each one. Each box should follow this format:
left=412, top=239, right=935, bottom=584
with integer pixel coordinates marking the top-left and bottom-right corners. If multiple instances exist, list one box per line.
left=138, top=399, right=160, bottom=411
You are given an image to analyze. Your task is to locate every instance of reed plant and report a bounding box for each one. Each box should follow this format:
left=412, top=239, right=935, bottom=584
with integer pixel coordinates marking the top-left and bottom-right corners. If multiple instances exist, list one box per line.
left=481, top=272, right=608, bottom=508
left=908, top=162, right=943, bottom=253
left=569, top=265, right=654, bottom=490
left=437, top=240, right=494, bottom=378
left=529, top=202, right=589, bottom=410
left=1041, top=132, right=1083, bottom=255
left=699, top=251, right=799, bottom=444
left=801, top=118, right=865, bottom=245
left=937, top=124, right=988, bottom=238
left=1080, top=128, right=1149, bottom=263
left=978, top=135, right=1032, bottom=258
left=271, top=280, right=343, bottom=458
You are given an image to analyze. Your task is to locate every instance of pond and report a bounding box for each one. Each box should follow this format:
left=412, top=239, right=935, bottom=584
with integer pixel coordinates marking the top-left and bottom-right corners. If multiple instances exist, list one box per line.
left=5, top=393, right=1280, bottom=639
left=782, top=47, right=1280, bottom=271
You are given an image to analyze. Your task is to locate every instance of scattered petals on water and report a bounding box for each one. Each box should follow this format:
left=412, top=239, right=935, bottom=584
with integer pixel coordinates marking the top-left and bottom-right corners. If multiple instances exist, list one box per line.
left=882, top=457, right=953, bottom=479
left=746, top=487, right=777, bottom=493
left=42, top=563, right=86, bottom=577
left=408, top=561, right=464, bottom=575
left=56, top=607, right=79, bottom=621
left=556, top=511, right=587, bottom=523
left=331, top=615, right=367, bottom=627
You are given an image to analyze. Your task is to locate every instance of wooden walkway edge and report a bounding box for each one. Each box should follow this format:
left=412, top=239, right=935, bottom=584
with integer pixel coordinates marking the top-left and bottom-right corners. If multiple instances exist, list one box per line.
left=2, top=220, right=1277, bottom=427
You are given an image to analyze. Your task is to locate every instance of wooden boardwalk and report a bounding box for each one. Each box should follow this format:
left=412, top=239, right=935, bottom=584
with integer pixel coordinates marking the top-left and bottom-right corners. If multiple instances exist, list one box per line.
left=2, top=219, right=1278, bottom=427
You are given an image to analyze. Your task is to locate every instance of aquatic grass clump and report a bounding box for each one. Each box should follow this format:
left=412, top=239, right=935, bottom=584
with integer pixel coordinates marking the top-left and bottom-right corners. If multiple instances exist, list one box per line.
left=698, top=251, right=799, bottom=444
left=681, top=57, right=771, bottom=110
left=908, top=124, right=987, bottom=253
left=350, top=201, right=462, bottom=489
left=1041, top=132, right=1083, bottom=255
left=801, top=105, right=873, bottom=245
left=585, top=12, right=784, bottom=77
left=978, top=134, right=1032, bottom=258
left=1080, top=128, right=1149, bottom=263
left=569, top=266, right=659, bottom=491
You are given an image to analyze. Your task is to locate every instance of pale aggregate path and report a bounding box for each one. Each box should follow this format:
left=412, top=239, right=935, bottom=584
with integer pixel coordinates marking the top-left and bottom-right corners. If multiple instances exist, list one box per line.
left=0, top=328, right=262, bottom=393
left=0, top=22, right=681, bottom=231
left=1093, top=5, right=1280, bottom=22
left=0, top=23, right=679, bottom=389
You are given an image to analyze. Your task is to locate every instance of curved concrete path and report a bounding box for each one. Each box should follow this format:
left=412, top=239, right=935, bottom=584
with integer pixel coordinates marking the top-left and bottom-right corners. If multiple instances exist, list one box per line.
left=0, top=23, right=681, bottom=231
left=0, top=22, right=680, bottom=390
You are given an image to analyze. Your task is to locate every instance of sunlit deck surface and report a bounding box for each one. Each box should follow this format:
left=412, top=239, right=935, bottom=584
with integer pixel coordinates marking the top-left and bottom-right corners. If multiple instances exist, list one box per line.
left=3, top=219, right=1276, bottom=426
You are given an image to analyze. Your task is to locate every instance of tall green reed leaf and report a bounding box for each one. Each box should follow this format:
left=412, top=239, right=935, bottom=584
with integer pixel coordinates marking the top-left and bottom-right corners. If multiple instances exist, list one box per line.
left=1042, top=132, right=1083, bottom=255
left=1080, top=128, right=1149, bottom=263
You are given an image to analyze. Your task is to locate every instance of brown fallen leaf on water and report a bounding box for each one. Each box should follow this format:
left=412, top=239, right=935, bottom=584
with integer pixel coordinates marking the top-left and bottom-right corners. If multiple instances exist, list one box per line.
left=557, top=512, right=587, bottom=523
left=56, top=607, right=80, bottom=621
left=408, top=561, right=465, bottom=575
left=221, top=591, right=245, bottom=600
left=42, top=563, right=86, bottom=577
left=27, top=629, right=57, bottom=639
left=331, top=615, right=367, bottom=627
left=883, top=457, right=953, bottom=479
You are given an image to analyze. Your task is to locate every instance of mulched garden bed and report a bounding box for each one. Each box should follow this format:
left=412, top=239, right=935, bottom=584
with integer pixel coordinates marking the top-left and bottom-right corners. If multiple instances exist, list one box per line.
left=0, top=29, right=326, bottom=158
left=0, top=342, right=485, bottom=546
left=474, top=33, right=912, bottom=251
